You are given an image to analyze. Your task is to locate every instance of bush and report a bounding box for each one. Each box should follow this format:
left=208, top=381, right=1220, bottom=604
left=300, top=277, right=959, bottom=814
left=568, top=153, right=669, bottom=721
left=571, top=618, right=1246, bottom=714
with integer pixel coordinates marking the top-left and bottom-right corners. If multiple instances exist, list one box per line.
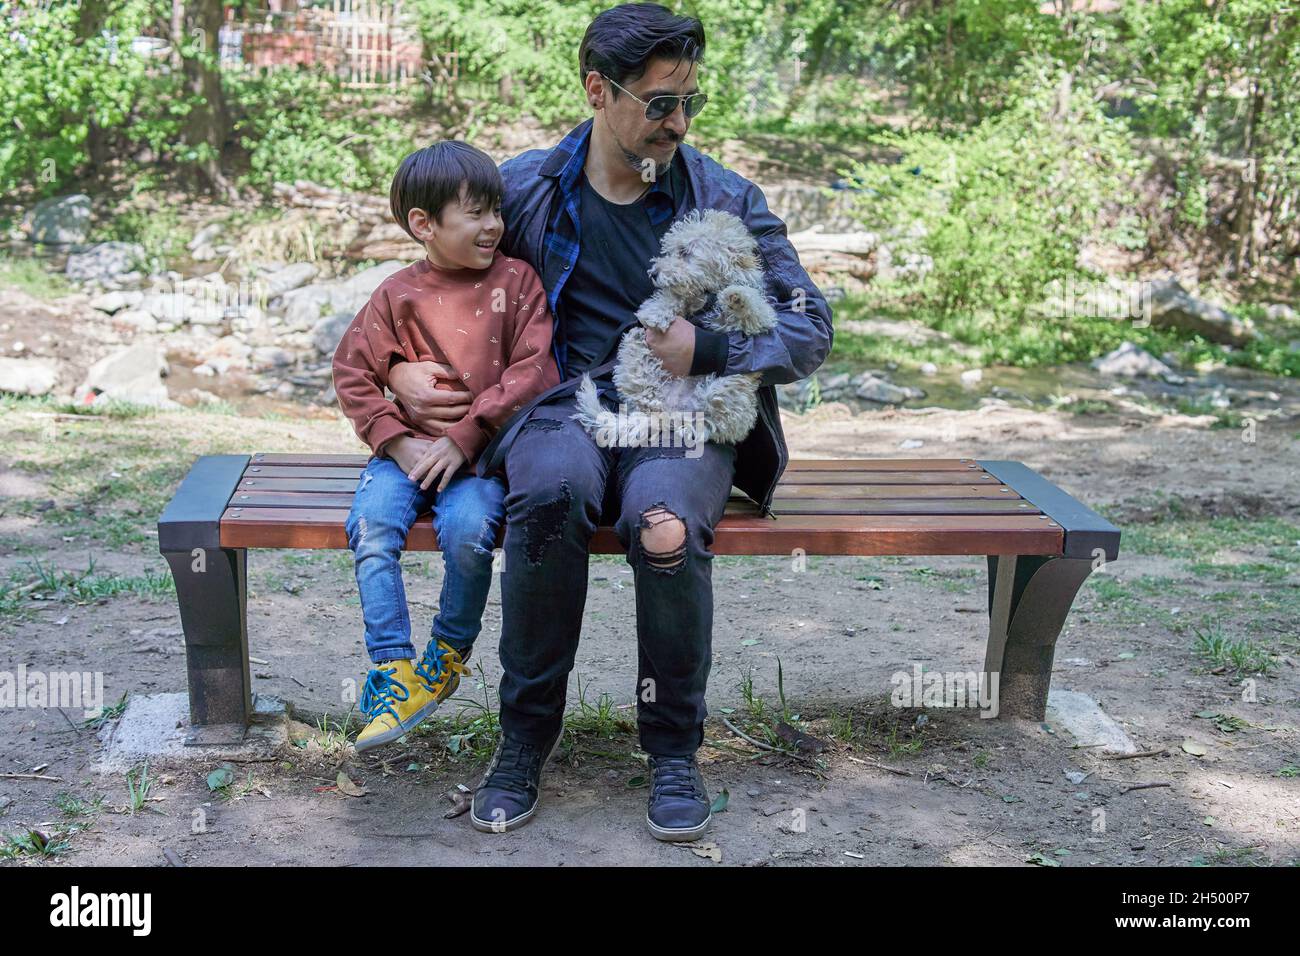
left=841, top=58, right=1149, bottom=365
left=226, top=70, right=416, bottom=192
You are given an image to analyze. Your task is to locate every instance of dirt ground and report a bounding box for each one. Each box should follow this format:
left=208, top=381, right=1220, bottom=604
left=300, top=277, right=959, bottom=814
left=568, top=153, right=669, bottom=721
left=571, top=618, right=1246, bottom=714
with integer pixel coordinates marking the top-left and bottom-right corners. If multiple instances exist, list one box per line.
left=1, top=385, right=1297, bottom=867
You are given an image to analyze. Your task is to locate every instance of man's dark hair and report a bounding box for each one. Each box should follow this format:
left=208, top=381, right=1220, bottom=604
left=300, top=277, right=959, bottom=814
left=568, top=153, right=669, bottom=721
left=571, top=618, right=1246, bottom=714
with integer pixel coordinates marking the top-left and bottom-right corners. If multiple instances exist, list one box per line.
left=388, top=141, right=502, bottom=241
left=578, top=2, right=705, bottom=93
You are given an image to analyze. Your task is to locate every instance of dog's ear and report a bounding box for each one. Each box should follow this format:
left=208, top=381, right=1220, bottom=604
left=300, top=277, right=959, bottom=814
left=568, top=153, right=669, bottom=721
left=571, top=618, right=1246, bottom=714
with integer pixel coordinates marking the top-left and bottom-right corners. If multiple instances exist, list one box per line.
left=736, top=251, right=759, bottom=271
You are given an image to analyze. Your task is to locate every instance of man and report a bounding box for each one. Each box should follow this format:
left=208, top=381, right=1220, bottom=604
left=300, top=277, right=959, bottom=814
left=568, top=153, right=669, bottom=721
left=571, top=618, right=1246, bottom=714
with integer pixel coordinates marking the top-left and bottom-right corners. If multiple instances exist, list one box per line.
left=388, top=2, right=833, bottom=840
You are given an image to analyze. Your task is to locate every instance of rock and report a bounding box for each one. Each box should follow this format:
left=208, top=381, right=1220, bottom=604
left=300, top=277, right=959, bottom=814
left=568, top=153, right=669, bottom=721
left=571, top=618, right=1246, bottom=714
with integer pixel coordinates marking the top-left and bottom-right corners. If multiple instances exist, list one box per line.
left=75, top=343, right=173, bottom=407
left=29, top=194, right=92, bottom=244
left=312, top=312, right=354, bottom=355
left=899, top=439, right=924, bottom=450
left=1147, top=278, right=1255, bottom=346
left=89, top=290, right=140, bottom=314
left=919, top=361, right=938, bottom=377
left=250, top=346, right=295, bottom=371
left=959, top=368, right=983, bottom=387
left=65, top=241, right=146, bottom=285
left=200, top=335, right=252, bottom=375
left=138, top=291, right=225, bottom=327
left=187, top=222, right=223, bottom=253
left=281, top=284, right=341, bottom=332
left=854, top=374, right=923, bottom=405
left=0, top=357, right=59, bottom=396
left=1264, top=303, right=1297, bottom=322
left=1092, top=341, right=1185, bottom=383
left=112, top=309, right=159, bottom=333
left=11, top=341, right=24, bottom=354
left=259, top=262, right=319, bottom=299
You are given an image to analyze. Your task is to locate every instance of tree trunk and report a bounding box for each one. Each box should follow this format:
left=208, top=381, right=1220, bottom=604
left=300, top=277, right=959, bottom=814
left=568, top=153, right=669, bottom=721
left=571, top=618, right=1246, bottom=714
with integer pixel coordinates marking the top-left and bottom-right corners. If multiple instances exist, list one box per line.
left=181, top=0, right=237, bottom=199
left=77, top=0, right=111, bottom=175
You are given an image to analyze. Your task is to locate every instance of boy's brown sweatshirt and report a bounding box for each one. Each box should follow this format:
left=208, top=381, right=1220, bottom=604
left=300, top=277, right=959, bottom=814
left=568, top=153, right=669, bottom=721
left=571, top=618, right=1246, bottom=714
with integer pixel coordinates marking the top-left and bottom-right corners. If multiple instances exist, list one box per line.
left=332, top=251, right=561, bottom=464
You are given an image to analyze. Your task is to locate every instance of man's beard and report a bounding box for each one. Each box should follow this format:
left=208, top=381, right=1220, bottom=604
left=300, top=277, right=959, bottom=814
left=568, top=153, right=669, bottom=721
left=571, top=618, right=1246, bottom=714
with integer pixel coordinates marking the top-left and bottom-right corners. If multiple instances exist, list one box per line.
left=616, top=130, right=677, bottom=181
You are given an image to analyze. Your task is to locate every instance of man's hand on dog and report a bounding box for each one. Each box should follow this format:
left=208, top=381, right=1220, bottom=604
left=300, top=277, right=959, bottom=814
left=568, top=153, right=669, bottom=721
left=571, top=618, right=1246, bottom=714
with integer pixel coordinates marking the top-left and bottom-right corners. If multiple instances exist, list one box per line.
left=388, top=360, right=473, bottom=436
left=644, top=315, right=696, bottom=378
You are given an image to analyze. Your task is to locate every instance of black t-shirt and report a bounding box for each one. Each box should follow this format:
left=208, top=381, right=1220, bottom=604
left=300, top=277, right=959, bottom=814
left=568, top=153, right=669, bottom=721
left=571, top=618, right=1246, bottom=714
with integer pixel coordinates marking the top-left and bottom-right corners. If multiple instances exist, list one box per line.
left=556, top=165, right=681, bottom=392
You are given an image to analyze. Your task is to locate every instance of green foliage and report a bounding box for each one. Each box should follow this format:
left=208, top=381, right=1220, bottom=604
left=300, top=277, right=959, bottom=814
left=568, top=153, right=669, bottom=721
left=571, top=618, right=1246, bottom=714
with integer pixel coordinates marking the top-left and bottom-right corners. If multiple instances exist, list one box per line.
left=406, top=0, right=604, bottom=130
left=842, top=59, right=1148, bottom=366
left=0, top=1, right=193, bottom=196
left=862, top=0, right=1104, bottom=127
left=226, top=70, right=416, bottom=192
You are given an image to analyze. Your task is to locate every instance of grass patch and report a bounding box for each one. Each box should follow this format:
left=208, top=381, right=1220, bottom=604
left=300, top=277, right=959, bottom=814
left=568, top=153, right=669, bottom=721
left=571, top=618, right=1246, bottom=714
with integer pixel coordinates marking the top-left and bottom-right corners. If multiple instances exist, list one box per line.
left=2, top=558, right=174, bottom=622
left=1192, top=627, right=1277, bottom=676
left=0, top=253, right=72, bottom=300
left=1119, top=516, right=1300, bottom=565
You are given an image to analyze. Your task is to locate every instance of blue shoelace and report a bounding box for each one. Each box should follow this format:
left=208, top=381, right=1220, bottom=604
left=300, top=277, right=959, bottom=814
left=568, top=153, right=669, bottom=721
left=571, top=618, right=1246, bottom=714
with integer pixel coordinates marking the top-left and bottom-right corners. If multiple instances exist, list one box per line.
left=360, top=666, right=409, bottom=723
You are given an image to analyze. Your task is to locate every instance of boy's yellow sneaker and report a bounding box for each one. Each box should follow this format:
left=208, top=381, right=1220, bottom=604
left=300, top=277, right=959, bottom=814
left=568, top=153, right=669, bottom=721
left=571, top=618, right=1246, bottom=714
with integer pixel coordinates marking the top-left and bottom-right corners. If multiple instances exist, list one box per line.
left=413, top=639, right=471, bottom=704
left=355, top=658, right=444, bottom=754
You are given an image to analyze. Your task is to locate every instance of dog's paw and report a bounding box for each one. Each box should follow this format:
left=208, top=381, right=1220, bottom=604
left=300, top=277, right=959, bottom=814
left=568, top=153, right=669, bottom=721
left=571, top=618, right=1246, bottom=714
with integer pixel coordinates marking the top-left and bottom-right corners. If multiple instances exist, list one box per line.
left=717, top=284, right=779, bottom=335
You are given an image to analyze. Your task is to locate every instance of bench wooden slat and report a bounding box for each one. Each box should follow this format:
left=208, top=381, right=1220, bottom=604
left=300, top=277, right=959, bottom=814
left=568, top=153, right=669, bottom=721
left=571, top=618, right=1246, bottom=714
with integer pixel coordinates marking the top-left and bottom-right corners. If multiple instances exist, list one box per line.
left=223, top=490, right=1038, bottom=517
left=236, top=471, right=1000, bottom=494
left=220, top=505, right=1063, bottom=555
left=248, top=453, right=985, bottom=472
left=227, top=485, right=1025, bottom=510
left=753, top=483, right=1018, bottom=499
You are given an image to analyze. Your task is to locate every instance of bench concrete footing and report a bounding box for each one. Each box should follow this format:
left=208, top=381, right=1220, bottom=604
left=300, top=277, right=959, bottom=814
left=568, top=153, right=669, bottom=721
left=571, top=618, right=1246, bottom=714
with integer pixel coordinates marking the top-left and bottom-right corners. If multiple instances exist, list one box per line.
left=984, top=554, right=1095, bottom=720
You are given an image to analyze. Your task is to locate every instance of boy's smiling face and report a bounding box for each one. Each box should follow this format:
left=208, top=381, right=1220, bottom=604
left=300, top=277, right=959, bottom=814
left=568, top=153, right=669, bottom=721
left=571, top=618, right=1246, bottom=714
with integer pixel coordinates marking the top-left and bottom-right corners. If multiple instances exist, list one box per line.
left=408, top=181, right=503, bottom=270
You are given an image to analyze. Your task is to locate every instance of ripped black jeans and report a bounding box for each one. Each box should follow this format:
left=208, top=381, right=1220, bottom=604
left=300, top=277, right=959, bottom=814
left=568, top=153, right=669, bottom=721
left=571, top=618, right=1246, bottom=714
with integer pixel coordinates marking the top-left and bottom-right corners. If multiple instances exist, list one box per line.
left=497, top=392, right=738, bottom=756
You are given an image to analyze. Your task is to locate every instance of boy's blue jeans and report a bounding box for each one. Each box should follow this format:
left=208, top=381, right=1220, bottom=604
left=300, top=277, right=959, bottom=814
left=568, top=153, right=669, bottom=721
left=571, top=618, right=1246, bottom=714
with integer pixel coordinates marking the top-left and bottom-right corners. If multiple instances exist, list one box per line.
left=345, top=456, right=506, bottom=665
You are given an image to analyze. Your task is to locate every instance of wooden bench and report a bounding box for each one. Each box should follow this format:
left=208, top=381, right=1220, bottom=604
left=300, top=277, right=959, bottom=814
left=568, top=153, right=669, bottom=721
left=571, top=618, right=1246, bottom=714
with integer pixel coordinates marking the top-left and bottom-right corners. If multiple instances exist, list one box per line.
left=157, top=454, right=1120, bottom=743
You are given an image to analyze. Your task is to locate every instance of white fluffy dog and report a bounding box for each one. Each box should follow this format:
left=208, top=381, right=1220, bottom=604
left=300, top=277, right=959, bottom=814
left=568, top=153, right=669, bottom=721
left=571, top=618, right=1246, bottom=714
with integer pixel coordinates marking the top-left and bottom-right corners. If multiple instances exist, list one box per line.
left=571, top=208, right=778, bottom=449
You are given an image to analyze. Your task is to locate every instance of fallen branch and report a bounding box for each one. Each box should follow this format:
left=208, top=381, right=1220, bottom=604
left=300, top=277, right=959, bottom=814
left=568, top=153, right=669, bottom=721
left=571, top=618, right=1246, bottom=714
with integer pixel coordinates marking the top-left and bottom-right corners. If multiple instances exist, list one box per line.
left=0, top=772, right=63, bottom=782
left=846, top=754, right=913, bottom=777
left=1104, top=748, right=1168, bottom=761
left=720, top=716, right=780, bottom=753
left=1122, top=781, right=1172, bottom=794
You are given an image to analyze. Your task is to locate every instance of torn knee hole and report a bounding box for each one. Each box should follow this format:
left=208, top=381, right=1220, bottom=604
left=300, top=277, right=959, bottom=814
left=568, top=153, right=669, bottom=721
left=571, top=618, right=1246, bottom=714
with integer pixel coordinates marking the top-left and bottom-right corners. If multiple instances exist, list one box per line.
left=638, top=505, right=686, bottom=569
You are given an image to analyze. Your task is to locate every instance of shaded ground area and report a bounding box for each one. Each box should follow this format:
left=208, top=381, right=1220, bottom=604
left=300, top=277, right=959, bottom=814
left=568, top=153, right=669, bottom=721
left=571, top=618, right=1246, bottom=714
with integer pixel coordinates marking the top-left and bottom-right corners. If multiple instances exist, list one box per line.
left=1, top=389, right=1297, bottom=867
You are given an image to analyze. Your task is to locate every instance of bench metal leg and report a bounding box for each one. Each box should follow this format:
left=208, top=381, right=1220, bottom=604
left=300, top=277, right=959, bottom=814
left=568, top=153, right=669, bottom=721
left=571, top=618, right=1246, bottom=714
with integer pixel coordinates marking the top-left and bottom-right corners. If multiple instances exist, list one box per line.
left=163, top=547, right=252, bottom=742
left=984, top=555, right=1094, bottom=720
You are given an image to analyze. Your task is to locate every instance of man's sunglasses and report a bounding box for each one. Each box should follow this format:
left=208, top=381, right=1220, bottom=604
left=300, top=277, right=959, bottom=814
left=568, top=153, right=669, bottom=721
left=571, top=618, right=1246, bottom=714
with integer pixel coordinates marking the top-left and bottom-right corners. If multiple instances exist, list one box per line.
left=602, top=75, right=708, bottom=121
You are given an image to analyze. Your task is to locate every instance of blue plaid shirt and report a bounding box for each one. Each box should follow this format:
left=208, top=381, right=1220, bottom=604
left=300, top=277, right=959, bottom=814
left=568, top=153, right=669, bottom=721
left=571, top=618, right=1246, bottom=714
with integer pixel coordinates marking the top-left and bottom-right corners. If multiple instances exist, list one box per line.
left=538, top=121, right=684, bottom=379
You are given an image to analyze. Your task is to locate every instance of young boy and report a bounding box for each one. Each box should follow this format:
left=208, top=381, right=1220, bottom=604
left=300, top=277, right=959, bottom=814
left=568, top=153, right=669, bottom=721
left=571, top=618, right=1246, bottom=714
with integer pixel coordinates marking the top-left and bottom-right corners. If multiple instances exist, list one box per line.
left=333, top=141, right=561, bottom=753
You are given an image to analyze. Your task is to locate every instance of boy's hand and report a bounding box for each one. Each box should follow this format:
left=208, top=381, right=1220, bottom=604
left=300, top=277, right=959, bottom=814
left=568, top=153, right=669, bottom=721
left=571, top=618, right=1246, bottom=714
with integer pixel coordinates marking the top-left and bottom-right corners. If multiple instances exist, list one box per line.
left=383, top=435, right=434, bottom=477
left=406, top=436, right=467, bottom=493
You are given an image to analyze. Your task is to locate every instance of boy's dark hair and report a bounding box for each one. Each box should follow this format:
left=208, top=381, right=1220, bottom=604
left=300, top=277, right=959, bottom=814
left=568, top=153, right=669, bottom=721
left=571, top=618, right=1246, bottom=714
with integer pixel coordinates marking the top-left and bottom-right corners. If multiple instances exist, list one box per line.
left=578, top=3, right=705, bottom=93
left=389, top=141, right=502, bottom=241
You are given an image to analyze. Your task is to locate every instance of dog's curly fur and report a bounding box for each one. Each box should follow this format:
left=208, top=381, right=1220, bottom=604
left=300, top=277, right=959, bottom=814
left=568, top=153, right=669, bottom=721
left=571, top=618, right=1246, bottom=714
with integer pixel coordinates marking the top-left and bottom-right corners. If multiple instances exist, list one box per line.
left=571, top=208, right=778, bottom=447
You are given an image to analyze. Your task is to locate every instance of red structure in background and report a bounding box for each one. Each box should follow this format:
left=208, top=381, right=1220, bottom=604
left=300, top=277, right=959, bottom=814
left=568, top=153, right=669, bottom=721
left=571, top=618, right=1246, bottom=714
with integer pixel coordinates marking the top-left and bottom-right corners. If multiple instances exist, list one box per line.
left=220, top=1, right=425, bottom=87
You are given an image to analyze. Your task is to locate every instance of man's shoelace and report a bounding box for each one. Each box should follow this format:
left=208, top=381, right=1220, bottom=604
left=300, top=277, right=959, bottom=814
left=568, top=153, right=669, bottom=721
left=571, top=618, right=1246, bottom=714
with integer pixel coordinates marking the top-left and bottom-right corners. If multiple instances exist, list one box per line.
left=360, top=666, right=409, bottom=723
left=650, top=758, right=704, bottom=800
left=485, top=738, right=543, bottom=796
left=414, top=644, right=469, bottom=692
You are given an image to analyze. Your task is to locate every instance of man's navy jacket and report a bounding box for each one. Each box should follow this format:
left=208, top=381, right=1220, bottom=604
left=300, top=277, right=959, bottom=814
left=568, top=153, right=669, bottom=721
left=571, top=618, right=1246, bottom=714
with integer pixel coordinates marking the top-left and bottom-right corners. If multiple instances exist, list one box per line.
left=474, top=117, right=834, bottom=517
